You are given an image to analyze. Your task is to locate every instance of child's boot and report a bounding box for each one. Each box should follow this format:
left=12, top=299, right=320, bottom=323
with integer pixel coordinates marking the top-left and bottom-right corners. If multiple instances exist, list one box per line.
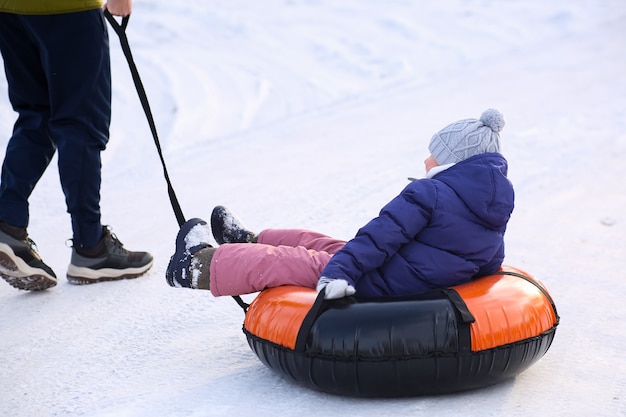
left=210, top=206, right=256, bottom=244
left=166, top=218, right=214, bottom=289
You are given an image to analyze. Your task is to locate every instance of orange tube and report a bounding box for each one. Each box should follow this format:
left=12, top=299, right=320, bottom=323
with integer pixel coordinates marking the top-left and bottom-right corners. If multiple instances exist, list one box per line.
left=244, top=286, right=316, bottom=349
left=244, top=266, right=558, bottom=352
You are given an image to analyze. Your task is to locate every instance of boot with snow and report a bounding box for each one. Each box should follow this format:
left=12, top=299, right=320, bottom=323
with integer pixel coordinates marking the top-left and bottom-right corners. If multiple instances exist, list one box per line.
left=166, top=218, right=214, bottom=289
left=210, top=206, right=256, bottom=244
left=67, top=226, right=153, bottom=284
left=0, top=222, right=57, bottom=291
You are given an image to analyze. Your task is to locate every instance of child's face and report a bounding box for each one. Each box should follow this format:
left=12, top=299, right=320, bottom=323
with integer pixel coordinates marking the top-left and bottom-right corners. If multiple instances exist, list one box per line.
left=424, top=155, right=439, bottom=173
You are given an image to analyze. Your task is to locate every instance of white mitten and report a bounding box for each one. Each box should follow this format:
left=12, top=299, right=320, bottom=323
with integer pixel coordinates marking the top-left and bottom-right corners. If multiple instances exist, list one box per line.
left=317, top=276, right=356, bottom=300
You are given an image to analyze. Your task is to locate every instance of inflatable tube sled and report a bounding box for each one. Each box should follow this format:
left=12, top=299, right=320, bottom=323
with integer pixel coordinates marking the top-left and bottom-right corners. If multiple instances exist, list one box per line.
left=243, top=265, right=559, bottom=397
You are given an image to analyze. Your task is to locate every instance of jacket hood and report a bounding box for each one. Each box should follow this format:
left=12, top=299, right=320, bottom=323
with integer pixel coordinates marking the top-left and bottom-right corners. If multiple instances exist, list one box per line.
left=432, top=153, right=514, bottom=228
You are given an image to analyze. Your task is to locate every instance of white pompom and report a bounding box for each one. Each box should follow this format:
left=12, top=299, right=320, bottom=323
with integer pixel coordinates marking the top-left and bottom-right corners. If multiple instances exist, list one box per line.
left=480, top=108, right=505, bottom=133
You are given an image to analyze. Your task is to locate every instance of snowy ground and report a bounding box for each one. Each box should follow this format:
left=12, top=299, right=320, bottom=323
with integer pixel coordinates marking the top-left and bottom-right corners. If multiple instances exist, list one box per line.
left=1, top=1, right=625, bottom=416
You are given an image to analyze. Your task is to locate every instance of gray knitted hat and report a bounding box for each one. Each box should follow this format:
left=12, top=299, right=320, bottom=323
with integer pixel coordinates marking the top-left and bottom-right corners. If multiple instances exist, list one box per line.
left=428, top=109, right=505, bottom=165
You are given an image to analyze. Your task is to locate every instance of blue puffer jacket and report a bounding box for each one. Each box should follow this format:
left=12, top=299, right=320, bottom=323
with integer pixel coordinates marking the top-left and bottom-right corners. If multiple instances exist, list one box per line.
left=320, top=152, right=515, bottom=297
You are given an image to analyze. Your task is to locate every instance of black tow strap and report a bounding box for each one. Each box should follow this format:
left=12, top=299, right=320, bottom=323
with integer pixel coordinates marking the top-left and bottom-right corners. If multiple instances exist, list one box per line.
left=104, top=11, right=249, bottom=313
left=103, top=11, right=186, bottom=227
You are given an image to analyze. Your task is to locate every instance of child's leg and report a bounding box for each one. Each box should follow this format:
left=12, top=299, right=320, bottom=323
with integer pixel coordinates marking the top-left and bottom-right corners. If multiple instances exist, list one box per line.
left=257, top=229, right=346, bottom=254
left=209, top=243, right=333, bottom=297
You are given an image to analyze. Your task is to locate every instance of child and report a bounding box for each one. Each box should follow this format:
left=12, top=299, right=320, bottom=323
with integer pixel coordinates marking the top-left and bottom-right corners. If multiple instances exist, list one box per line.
left=166, top=109, right=514, bottom=299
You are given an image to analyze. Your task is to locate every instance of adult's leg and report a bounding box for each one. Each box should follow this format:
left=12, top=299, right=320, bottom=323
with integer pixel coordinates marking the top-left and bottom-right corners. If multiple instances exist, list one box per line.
left=257, top=228, right=346, bottom=254
left=25, top=10, right=111, bottom=247
left=0, top=13, right=57, bottom=228
left=209, top=243, right=334, bottom=297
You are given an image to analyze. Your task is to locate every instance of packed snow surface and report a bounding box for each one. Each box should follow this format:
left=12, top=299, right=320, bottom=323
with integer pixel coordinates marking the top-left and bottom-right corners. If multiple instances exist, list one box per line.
left=1, top=1, right=625, bottom=416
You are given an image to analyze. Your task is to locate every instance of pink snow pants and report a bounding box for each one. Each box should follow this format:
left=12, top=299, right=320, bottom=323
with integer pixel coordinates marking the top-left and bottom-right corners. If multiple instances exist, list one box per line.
left=209, top=229, right=346, bottom=297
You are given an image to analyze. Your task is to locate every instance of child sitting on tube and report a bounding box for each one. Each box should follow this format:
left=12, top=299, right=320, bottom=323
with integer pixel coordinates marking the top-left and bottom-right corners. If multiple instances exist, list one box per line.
left=166, top=109, right=514, bottom=300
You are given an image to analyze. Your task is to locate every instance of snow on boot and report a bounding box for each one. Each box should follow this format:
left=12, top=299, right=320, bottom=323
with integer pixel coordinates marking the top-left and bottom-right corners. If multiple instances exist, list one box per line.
left=210, top=206, right=256, bottom=244
left=166, top=218, right=212, bottom=289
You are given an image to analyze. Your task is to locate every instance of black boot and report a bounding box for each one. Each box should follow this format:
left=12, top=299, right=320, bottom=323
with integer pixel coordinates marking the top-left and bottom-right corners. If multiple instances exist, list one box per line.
left=210, top=206, right=256, bottom=244
left=166, top=218, right=214, bottom=289
left=67, top=226, right=153, bottom=284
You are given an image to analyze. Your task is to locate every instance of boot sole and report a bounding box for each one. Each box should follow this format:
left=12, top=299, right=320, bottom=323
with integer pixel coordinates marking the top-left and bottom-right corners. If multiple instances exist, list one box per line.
left=66, top=260, right=154, bottom=285
left=0, top=244, right=57, bottom=291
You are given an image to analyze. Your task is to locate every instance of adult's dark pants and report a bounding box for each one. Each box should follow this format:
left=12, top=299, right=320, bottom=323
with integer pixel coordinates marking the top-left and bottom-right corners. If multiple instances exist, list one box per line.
left=0, top=9, right=110, bottom=248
